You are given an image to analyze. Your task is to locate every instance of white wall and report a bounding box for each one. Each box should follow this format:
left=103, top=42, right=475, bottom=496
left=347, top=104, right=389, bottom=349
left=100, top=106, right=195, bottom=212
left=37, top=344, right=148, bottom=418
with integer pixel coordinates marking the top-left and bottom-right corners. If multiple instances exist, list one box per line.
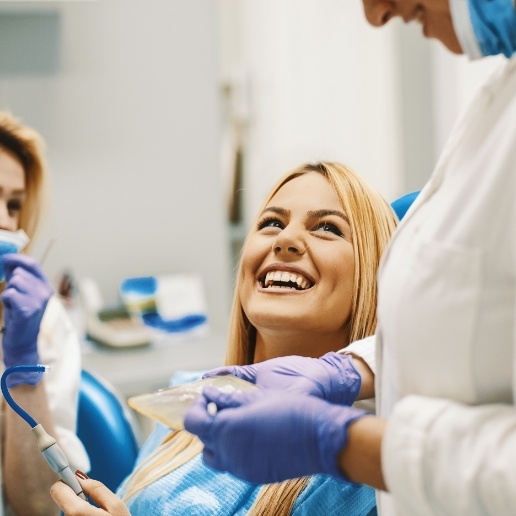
left=0, top=0, right=231, bottom=333
left=218, top=0, right=405, bottom=232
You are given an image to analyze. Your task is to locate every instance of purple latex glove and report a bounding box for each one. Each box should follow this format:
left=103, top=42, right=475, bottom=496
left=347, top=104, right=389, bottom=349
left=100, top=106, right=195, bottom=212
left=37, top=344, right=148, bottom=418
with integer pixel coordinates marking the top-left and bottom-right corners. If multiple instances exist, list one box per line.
left=203, top=352, right=361, bottom=406
left=184, top=386, right=366, bottom=484
left=1, top=254, right=53, bottom=387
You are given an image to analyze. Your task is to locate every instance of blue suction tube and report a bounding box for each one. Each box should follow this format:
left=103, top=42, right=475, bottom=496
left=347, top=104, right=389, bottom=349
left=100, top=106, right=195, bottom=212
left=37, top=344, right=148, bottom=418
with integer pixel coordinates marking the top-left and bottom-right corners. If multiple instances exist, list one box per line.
left=1, top=364, right=47, bottom=427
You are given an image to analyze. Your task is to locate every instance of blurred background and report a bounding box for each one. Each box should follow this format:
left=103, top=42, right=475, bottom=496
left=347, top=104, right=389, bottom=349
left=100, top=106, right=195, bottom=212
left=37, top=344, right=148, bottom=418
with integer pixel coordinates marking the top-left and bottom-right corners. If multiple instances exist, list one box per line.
left=0, top=0, right=503, bottom=353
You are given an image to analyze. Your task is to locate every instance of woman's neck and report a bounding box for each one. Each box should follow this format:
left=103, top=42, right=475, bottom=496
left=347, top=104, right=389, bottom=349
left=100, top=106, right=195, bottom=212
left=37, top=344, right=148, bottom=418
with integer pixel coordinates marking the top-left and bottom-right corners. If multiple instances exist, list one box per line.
left=253, top=327, right=349, bottom=363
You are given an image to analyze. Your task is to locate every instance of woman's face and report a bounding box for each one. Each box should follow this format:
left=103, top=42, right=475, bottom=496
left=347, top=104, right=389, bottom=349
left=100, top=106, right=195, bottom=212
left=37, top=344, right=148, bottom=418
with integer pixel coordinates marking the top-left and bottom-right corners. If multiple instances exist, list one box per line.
left=361, top=0, right=462, bottom=54
left=0, top=148, right=25, bottom=232
left=239, top=172, right=355, bottom=347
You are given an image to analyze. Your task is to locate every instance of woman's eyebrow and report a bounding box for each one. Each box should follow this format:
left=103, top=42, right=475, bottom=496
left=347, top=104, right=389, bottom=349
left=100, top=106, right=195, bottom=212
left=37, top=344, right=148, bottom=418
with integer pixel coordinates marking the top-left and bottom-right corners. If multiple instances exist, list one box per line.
left=308, top=209, right=349, bottom=224
left=0, top=188, right=26, bottom=197
left=259, top=206, right=290, bottom=217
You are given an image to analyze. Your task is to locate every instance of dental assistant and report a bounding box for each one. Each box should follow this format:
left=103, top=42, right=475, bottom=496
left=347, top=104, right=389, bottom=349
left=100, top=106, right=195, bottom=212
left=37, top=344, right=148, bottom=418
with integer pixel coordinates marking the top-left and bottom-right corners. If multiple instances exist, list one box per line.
left=0, top=112, right=88, bottom=515
left=185, top=1, right=516, bottom=515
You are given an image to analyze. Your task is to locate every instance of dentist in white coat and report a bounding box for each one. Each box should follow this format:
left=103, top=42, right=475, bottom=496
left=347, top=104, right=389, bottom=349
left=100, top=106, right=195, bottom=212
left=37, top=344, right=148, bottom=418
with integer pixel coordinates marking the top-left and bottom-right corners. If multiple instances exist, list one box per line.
left=182, top=1, right=516, bottom=516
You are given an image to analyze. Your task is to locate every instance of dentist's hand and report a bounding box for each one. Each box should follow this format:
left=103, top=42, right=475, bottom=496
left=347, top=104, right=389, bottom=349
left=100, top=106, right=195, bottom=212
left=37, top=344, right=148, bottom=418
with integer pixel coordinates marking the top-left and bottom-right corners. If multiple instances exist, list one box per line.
left=184, top=386, right=367, bottom=484
left=203, top=352, right=361, bottom=406
left=1, top=254, right=53, bottom=386
left=50, top=474, right=131, bottom=516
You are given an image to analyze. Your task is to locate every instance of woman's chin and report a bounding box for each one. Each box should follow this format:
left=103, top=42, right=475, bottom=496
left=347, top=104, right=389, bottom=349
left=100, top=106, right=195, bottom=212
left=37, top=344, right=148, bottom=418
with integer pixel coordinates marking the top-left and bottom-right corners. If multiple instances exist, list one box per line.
left=249, top=308, right=312, bottom=332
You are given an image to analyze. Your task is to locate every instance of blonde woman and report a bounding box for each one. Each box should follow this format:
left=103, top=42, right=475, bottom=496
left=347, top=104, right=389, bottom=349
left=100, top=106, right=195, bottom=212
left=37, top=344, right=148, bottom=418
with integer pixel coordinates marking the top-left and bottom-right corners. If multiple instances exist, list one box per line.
left=51, top=161, right=397, bottom=516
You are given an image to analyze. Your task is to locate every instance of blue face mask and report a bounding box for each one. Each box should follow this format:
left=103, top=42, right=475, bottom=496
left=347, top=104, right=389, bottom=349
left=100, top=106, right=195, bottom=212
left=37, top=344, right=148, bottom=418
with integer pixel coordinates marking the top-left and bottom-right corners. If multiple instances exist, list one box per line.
left=451, top=0, right=516, bottom=59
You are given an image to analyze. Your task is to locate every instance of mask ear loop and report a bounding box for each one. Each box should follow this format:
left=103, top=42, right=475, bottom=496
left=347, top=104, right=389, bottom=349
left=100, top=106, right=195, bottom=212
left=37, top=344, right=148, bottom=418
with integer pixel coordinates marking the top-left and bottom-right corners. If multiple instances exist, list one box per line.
left=1, top=365, right=87, bottom=501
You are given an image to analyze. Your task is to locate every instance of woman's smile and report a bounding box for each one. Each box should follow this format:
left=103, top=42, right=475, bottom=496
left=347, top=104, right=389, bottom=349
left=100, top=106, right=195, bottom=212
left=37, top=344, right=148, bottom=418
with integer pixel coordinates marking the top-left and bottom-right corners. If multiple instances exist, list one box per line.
left=258, top=264, right=315, bottom=292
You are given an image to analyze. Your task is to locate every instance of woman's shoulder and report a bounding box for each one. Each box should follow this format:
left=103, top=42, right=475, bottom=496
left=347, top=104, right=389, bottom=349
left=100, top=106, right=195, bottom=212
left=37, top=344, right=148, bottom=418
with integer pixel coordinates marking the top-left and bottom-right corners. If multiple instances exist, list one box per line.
left=125, top=436, right=261, bottom=514
left=292, top=475, right=376, bottom=516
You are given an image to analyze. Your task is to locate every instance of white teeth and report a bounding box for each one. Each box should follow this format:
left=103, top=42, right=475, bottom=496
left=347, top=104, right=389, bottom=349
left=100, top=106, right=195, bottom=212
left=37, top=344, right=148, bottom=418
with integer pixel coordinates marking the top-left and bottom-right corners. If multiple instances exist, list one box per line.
left=262, top=270, right=312, bottom=290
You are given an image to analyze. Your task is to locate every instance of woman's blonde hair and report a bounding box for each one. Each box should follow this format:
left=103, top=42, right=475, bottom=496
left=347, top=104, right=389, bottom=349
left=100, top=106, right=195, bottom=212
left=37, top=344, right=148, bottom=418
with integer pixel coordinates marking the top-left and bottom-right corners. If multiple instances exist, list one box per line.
left=121, top=162, right=397, bottom=514
left=0, top=111, right=48, bottom=247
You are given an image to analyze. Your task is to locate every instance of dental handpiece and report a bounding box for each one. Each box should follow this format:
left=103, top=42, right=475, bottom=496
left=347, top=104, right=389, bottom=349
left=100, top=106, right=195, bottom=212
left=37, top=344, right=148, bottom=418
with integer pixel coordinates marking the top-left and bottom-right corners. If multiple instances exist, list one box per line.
left=1, top=365, right=87, bottom=501
left=32, top=424, right=87, bottom=500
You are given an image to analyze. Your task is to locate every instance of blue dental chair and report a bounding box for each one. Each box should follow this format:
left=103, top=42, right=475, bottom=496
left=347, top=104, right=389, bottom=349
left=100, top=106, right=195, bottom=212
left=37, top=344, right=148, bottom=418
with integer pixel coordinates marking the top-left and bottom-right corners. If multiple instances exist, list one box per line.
left=77, top=370, right=140, bottom=493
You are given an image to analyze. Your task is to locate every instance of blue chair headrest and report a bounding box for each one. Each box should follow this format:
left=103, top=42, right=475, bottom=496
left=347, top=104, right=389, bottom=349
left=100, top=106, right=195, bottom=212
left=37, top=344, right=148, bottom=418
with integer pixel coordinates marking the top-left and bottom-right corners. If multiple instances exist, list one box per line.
left=391, top=191, right=420, bottom=221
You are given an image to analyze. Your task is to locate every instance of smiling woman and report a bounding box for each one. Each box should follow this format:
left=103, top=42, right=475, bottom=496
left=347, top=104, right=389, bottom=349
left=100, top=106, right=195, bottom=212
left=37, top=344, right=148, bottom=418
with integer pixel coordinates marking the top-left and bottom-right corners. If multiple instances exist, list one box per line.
left=50, top=161, right=397, bottom=516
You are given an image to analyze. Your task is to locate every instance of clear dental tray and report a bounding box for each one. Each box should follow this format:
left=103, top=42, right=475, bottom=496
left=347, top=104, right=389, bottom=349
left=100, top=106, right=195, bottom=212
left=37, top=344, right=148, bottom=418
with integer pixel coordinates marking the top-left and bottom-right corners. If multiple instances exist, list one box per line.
left=127, top=375, right=258, bottom=430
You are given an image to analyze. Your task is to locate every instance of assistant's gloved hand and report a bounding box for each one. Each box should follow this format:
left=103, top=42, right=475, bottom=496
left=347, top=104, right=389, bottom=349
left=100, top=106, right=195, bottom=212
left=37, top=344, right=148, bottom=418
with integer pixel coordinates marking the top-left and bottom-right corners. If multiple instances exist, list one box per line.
left=203, top=352, right=361, bottom=406
left=1, top=254, right=53, bottom=387
left=184, top=386, right=367, bottom=484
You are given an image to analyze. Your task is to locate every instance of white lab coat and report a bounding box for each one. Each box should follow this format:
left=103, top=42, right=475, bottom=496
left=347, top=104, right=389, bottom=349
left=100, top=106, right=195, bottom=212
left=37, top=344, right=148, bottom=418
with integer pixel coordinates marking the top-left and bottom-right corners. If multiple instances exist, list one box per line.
left=0, top=296, right=89, bottom=515
left=375, top=53, right=516, bottom=515
left=342, top=336, right=377, bottom=413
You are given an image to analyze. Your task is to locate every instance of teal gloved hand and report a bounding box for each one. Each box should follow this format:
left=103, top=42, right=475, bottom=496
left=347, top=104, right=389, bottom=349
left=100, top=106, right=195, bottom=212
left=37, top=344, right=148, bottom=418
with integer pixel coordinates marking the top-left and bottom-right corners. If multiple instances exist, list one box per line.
left=203, top=352, right=362, bottom=406
left=1, top=254, right=53, bottom=387
left=185, top=386, right=367, bottom=484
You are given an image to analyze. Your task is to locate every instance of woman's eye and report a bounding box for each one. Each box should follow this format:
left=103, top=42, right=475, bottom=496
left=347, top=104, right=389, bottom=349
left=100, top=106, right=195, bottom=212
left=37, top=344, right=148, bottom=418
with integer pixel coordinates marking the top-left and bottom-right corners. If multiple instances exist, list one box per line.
left=7, top=200, right=22, bottom=214
left=257, top=217, right=284, bottom=230
left=314, top=222, right=343, bottom=237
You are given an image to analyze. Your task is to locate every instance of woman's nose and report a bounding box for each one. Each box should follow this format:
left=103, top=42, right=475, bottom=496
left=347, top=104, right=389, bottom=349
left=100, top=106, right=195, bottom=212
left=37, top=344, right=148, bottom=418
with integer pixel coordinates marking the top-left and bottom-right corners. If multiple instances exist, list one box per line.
left=272, top=228, right=307, bottom=257
left=362, top=0, right=395, bottom=27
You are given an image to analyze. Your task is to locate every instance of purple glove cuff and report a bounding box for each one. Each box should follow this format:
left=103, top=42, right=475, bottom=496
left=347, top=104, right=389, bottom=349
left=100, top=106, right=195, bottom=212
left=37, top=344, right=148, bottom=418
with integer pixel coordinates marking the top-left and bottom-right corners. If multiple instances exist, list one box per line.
left=5, top=370, right=43, bottom=388
left=320, top=352, right=362, bottom=406
left=3, top=348, right=42, bottom=387
left=317, top=404, right=367, bottom=481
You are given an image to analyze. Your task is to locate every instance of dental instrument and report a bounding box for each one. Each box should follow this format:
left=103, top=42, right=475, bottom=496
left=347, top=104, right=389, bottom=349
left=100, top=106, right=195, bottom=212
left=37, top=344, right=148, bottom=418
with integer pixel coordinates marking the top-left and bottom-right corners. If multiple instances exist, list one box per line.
left=1, top=364, right=87, bottom=501
left=207, top=402, right=218, bottom=417
left=38, top=237, right=56, bottom=267
left=127, top=375, right=256, bottom=430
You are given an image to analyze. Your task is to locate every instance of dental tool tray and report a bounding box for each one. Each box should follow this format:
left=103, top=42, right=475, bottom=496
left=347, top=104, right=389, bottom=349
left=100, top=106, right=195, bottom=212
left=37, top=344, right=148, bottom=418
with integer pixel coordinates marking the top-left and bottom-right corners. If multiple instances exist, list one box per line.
left=127, top=375, right=258, bottom=430
left=86, top=307, right=154, bottom=348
